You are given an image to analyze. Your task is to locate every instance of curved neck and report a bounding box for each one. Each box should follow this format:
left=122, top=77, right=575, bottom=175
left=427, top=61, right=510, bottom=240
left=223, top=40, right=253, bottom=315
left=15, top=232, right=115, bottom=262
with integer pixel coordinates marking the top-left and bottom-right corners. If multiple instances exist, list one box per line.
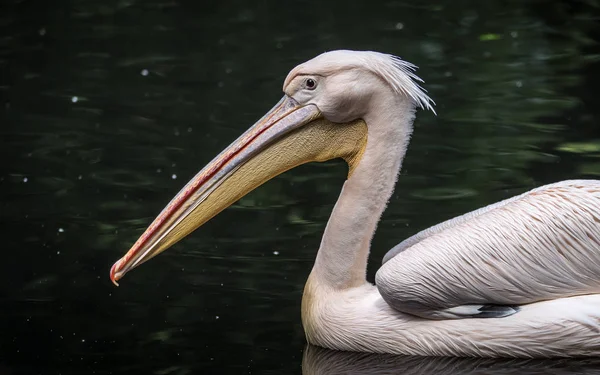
left=311, top=96, right=416, bottom=288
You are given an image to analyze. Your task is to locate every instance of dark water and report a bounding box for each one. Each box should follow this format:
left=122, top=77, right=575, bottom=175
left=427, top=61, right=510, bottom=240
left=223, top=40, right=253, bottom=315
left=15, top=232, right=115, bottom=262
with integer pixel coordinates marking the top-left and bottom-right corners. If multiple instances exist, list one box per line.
left=2, top=0, right=600, bottom=374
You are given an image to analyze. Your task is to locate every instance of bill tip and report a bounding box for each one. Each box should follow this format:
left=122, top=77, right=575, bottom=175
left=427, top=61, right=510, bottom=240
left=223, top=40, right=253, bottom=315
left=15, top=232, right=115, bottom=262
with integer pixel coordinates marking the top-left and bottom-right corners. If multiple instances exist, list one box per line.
left=110, top=261, right=121, bottom=287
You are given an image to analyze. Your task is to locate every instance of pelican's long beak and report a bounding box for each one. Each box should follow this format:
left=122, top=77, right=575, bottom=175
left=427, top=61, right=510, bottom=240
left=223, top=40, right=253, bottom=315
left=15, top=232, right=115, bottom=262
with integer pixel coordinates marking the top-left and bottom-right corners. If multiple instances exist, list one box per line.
left=110, top=96, right=367, bottom=285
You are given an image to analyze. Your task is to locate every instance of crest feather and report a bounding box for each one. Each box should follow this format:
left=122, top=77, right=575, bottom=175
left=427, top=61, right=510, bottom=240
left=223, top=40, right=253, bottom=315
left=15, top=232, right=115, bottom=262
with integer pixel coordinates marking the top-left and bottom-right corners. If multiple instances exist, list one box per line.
left=353, top=51, right=436, bottom=114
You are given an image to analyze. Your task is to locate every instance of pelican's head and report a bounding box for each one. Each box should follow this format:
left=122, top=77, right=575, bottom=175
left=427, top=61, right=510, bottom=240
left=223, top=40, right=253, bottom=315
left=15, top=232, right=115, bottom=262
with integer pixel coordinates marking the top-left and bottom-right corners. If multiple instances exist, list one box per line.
left=110, top=50, right=433, bottom=285
left=283, top=50, right=434, bottom=123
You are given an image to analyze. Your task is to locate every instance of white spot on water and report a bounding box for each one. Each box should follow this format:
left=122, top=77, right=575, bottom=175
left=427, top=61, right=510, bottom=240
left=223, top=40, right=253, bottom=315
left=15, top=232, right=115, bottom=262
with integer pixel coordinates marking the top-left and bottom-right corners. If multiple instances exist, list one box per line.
left=141, top=69, right=149, bottom=76
left=395, top=22, right=404, bottom=30
left=39, top=28, right=46, bottom=36
left=215, top=316, right=219, bottom=320
left=171, top=174, right=177, bottom=180
left=58, top=228, right=65, bottom=233
left=273, top=251, right=279, bottom=255
left=23, top=177, right=28, bottom=183
left=515, top=80, right=523, bottom=88
left=511, top=31, right=518, bottom=38
left=71, top=96, right=78, bottom=103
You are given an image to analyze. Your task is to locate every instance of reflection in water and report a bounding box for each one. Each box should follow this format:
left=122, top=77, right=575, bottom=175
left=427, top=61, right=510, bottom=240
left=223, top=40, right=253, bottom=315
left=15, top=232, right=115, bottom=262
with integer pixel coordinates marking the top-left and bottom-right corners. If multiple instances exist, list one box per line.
left=302, top=345, right=600, bottom=375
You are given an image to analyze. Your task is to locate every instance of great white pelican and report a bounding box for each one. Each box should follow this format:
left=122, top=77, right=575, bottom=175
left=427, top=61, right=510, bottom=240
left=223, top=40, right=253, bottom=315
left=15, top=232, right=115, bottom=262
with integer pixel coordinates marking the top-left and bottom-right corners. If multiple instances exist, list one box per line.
left=110, top=50, right=600, bottom=357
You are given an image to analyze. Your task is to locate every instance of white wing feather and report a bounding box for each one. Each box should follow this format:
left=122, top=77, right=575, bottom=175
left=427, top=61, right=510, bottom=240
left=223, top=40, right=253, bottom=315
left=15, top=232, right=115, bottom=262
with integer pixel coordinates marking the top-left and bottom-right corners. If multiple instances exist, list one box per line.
left=376, top=180, right=600, bottom=317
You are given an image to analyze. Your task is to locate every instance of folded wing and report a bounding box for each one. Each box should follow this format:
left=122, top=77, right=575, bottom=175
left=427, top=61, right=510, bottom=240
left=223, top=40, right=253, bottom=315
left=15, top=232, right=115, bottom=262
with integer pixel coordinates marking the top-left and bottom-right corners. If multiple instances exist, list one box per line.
left=376, top=180, right=600, bottom=319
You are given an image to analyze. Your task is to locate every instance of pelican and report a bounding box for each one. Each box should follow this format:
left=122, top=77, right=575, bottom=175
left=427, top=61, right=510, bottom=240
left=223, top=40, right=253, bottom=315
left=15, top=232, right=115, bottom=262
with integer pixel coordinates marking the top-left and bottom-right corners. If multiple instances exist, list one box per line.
left=110, top=50, right=600, bottom=357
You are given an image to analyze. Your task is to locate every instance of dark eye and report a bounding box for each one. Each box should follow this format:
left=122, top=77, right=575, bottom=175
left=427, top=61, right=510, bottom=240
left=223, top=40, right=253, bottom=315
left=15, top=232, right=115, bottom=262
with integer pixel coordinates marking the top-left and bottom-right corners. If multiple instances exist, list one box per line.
left=305, top=78, right=316, bottom=90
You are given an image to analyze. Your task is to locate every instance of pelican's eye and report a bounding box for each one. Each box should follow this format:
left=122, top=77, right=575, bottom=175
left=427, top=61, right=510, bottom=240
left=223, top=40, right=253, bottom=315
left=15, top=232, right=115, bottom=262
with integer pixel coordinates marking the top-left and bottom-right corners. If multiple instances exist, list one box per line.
left=305, top=78, right=317, bottom=90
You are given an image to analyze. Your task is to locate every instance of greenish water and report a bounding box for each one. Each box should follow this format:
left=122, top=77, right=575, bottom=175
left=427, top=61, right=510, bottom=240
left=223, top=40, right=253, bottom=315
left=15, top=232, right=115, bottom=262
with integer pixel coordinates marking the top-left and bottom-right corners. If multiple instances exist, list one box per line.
left=1, top=0, right=600, bottom=374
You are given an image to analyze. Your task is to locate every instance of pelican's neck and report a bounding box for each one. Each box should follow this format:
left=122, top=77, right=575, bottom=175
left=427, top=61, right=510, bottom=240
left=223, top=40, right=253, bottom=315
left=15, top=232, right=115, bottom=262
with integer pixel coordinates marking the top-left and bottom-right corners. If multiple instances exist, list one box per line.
left=311, top=96, right=416, bottom=289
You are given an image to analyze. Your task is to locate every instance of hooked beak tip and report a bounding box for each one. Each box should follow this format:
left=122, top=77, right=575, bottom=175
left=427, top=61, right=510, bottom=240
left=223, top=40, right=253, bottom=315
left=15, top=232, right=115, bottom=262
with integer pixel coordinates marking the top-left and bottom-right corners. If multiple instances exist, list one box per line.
left=110, top=261, right=122, bottom=287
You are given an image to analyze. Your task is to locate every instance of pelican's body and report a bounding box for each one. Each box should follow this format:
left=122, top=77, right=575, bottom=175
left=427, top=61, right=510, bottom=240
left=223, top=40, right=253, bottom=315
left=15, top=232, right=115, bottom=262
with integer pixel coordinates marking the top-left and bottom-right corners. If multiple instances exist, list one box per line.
left=110, top=50, right=600, bottom=357
left=303, top=182, right=600, bottom=357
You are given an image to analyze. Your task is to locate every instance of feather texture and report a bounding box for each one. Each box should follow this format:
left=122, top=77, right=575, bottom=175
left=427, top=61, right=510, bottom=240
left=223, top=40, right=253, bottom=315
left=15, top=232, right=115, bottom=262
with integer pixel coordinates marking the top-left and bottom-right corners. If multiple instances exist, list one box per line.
left=376, top=180, right=600, bottom=318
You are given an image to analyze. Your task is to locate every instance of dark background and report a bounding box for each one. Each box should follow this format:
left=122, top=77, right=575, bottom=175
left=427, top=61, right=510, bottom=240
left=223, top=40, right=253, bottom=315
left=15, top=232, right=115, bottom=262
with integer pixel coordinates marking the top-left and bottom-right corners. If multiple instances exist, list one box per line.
left=2, top=0, right=600, bottom=374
